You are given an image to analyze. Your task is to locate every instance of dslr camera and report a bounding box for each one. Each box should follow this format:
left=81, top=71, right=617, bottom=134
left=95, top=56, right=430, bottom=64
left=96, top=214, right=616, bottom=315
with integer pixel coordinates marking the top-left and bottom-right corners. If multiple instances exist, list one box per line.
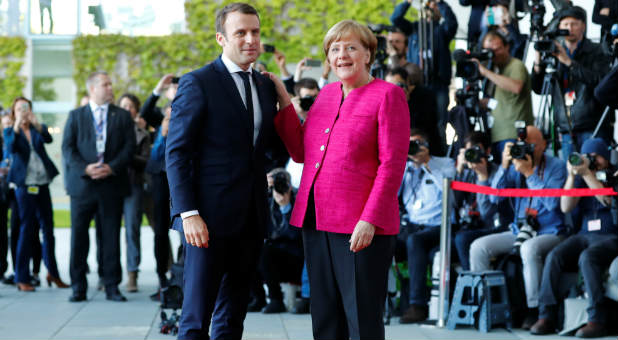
left=299, top=96, right=316, bottom=112
left=464, top=145, right=489, bottom=164
left=409, top=139, right=429, bottom=156
left=272, top=171, right=291, bottom=195
left=568, top=152, right=597, bottom=170
left=510, top=121, right=535, bottom=160
left=513, top=213, right=540, bottom=251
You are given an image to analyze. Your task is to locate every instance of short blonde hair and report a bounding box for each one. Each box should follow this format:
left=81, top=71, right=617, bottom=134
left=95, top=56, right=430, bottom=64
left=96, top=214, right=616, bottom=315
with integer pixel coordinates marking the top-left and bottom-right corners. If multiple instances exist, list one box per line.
left=323, top=20, right=377, bottom=71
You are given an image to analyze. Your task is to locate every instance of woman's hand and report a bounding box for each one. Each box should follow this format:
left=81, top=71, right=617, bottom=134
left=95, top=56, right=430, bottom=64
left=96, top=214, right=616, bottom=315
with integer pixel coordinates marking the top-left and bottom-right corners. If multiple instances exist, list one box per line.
left=262, top=71, right=292, bottom=109
left=349, top=220, right=376, bottom=252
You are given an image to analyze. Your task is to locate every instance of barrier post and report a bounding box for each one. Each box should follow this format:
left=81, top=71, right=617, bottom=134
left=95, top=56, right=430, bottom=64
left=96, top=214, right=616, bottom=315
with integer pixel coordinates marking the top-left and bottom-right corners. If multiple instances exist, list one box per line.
left=437, top=177, right=452, bottom=328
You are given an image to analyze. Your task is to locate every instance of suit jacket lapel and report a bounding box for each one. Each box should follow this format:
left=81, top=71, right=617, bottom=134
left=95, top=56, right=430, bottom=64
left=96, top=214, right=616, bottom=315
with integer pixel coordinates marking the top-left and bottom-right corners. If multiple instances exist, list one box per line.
left=214, top=57, right=253, bottom=143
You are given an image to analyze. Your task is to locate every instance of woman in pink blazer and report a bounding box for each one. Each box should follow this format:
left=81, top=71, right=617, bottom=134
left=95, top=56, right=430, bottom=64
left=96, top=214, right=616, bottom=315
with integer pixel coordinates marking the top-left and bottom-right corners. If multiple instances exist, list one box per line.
left=266, top=20, right=410, bottom=339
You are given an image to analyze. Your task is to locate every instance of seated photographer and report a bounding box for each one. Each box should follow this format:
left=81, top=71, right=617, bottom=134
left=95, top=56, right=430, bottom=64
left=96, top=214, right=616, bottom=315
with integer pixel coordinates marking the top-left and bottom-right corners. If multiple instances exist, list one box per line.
left=256, top=169, right=303, bottom=314
left=473, top=29, right=533, bottom=163
left=390, top=0, right=458, bottom=131
left=531, top=138, right=618, bottom=338
left=469, top=125, right=567, bottom=329
left=385, top=67, right=444, bottom=156
left=398, top=129, right=455, bottom=323
left=454, top=131, right=510, bottom=271
left=531, top=6, right=611, bottom=160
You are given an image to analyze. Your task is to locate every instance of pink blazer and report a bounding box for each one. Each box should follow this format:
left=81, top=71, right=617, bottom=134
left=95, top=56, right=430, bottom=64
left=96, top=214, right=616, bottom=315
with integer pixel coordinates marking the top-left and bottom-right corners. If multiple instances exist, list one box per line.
left=274, top=79, right=410, bottom=235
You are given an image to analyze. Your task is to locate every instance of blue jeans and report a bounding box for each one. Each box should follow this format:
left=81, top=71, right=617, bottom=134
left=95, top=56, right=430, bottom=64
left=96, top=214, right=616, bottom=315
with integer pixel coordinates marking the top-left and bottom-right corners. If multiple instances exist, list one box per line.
left=123, top=183, right=143, bottom=273
left=301, top=262, right=309, bottom=298
left=560, top=131, right=593, bottom=162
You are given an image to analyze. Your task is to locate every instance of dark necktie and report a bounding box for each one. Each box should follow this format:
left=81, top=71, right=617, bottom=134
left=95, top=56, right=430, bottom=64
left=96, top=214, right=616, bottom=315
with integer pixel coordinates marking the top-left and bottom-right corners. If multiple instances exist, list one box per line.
left=238, top=71, right=255, bottom=135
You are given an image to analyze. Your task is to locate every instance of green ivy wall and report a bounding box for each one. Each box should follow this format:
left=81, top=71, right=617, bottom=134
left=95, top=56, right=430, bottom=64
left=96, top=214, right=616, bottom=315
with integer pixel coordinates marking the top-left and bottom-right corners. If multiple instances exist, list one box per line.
left=72, top=0, right=417, bottom=101
left=0, top=37, right=27, bottom=109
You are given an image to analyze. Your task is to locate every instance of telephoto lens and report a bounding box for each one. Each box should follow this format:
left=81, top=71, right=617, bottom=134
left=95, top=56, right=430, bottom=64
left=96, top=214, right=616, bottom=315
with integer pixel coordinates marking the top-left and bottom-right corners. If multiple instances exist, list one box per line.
left=509, top=141, right=534, bottom=160
left=568, top=152, right=584, bottom=166
left=464, top=146, right=484, bottom=163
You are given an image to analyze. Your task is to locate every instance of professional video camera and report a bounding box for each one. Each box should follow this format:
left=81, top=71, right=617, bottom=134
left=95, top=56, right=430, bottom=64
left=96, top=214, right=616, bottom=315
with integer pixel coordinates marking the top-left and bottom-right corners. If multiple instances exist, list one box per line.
left=408, top=139, right=429, bottom=156
left=368, top=24, right=397, bottom=79
left=533, top=28, right=570, bottom=70
left=453, top=49, right=494, bottom=80
left=510, top=121, right=535, bottom=160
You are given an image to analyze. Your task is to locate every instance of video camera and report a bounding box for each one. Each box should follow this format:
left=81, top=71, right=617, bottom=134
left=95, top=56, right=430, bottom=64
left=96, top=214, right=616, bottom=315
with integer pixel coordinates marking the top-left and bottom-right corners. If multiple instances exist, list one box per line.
left=453, top=49, right=494, bottom=80
left=534, top=29, right=570, bottom=54
left=368, top=24, right=397, bottom=78
left=510, top=121, right=535, bottom=160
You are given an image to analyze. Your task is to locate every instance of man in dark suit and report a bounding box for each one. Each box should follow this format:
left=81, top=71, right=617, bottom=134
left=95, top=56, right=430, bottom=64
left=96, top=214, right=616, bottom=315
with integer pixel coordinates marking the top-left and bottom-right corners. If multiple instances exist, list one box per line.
left=166, top=3, right=282, bottom=339
left=62, top=71, right=136, bottom=302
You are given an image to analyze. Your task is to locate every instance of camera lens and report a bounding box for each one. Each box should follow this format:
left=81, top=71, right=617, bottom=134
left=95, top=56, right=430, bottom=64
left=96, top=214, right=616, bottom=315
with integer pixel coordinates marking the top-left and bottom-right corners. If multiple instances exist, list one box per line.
left=409, top=141, right=420, bottom=155
left=568, top=153, right=583, bottom=166
left=464, top=147, right=482, bottom=163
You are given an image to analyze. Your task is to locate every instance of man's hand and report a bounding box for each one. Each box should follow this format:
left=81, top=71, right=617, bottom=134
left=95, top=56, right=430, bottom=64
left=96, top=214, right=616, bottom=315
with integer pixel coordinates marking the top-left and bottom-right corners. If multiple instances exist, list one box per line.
left=154, top=74, right=175, bottom=95
left=321, top=60, right=331, bottom=80
left=183, top=215, right=209, bottom=248
left=553, top=42, right=572, bottom=67
left=600, top=7, right=610, bottom=16
left=273, top=50, right=290, bottom=78
left=294, top=58, right=310, bottom=82
left=85, top=162, right=113, bottom=180
left=469, top=158, right=489, bottom=181
left=456, top=147, right=466, bottom=174
left=567, top=156, right=591, bottom=177
left=513, top=154, right=534, bottom=178
left=349, top=220, right=376, bottom=252
left=502, top=142, right=514, bottom=169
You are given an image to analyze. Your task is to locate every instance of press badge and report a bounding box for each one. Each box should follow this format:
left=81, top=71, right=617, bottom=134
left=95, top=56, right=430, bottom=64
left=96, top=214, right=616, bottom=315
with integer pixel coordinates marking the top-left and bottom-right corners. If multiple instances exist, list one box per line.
left=96, top=139, right=105, bottom=154
left=27, top=186, right=39, bottom=195
left=588, top=219, right=601, bottom=232
left=565, top=91, right=576, bottom=107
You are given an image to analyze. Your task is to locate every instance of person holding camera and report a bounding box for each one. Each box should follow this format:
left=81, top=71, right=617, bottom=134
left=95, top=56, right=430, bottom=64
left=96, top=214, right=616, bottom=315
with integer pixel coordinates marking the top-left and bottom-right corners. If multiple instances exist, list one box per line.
left=473, top=29, right=533, bottom=163
left=478, top=1, right=527, bottom=59
left=532, top=6, right=611, bottom=160
left=385, top=66, right=445, bottom=156
left=469, top=125, right=566, bottom=329
left=531, top=138, right=618, bottom=337
left=454, top=131, right=511, bottom=270
left=253, top=168, right=304, bottom=314
left=290, top=78, right=319, bottom=123
left=390, top=0, right=458, bottom=132
left=398, top=129, right=455, bottom=323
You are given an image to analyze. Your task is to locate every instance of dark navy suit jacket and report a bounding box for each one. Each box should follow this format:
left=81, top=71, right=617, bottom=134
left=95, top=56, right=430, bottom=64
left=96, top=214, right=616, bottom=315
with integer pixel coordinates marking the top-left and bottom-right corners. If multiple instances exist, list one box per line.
left=61, top=104, right=136, bottom=197
left=166, top=57, right=279, bottom=239
left=5, top=125, right=59, bottom=186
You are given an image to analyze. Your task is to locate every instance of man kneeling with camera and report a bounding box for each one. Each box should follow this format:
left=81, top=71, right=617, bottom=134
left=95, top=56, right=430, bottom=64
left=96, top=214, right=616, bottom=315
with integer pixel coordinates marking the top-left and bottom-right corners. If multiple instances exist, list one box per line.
left=469, top=124, right=567, bottom=329
left=531, top=138, right=618, bottom=337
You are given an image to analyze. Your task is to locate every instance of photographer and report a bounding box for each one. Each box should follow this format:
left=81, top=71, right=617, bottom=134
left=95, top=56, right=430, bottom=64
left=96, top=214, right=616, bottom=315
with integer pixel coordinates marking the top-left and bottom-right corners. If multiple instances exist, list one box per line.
left=454, top=131, right=510, bottom=270
left=398, top=129, right=455, bottom=323
left=469, top=125, right=566, bottom=329
left=256, top=168, right=303, bottom=314
left=473, top=29, right=533, bottom=163
left=385, top=67, right=444, bottom=156
left=290, top=78, right=319, bottom=123
left=390, top=0, right=458, bottom=131
left=531, top=138, right=618, bottom=337
left=531, top=6, right=612, bottom=160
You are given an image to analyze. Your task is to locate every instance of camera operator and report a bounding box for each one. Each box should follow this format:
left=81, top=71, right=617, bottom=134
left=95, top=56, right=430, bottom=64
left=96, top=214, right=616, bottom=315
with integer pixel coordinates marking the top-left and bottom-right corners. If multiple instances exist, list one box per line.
left=255, top=168, right=303, bottom=314
left=385, top=67, right=444, bottom=156
left=531, top=138, right=618, bottom=337
left=454, top=131, right=511, bottom=270
left=390, top=0, right=458, bottom=132
left=473, top=30, right=533, bottom=163
left=469, top=125, right=566, bottom=329
left=531, top=6, right=612, bottom=160
left=397, top=129, right=455, bottom=323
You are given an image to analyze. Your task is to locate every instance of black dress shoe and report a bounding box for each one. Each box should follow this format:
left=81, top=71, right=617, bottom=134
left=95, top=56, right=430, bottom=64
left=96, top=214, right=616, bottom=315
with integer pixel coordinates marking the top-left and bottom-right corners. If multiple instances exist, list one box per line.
left=3, top=274, right=14, bottom=285
left=69, top=292, right=87, bottom=302
left=291, top=298, right=310, bottom=314
left=105, top=287, right=127, bottom=302
left=262, top=299, right=286, bottom=314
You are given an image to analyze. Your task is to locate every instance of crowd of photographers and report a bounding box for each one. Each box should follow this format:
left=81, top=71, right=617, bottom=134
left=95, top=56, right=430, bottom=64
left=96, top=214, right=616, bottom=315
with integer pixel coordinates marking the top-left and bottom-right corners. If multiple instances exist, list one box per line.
left=0, top=0, right=616, bottom=337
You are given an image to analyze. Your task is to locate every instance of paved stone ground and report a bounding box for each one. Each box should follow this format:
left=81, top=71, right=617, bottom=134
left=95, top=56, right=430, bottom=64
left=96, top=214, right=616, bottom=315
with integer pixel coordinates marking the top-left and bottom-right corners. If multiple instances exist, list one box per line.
left=0, top=227, right=613, bottom=340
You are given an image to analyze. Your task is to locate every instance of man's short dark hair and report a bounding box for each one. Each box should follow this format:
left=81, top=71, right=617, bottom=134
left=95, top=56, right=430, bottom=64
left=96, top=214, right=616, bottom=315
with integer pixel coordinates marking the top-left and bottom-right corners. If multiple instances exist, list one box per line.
left=386, top=67, right=409, bottom=83
left=389, top=28, right=408, bottom=47
left=410, top=128, right=428, bottom=142
left=482, top=29, right=509, bottom=47
left=464, top=131, right=491, bottom=150
left=293, top=78, right=319, bottom=97
left=215, top=2, right=259, bottom=36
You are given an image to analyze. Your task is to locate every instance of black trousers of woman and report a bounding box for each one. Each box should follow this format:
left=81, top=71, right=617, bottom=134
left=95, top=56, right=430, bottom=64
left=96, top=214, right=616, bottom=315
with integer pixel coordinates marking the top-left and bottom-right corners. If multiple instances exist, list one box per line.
left=9, top=193, right=41, bottom=278
left=302, top=192, right=395, bottom=340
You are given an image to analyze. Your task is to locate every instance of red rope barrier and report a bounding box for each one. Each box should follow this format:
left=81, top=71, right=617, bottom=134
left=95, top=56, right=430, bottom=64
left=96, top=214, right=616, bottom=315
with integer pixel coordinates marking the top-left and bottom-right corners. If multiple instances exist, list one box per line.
left=451, top=181, right=618, bottom=197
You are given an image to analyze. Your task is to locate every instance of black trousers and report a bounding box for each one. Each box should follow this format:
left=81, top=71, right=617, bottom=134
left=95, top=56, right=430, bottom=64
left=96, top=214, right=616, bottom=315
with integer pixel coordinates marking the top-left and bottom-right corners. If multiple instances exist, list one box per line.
left=303, top=194, right=395, bottom=340
left=258, top=242, right=303, bottom=301
left=69, top=193, right=123, bottom=293
left=9, top=193, right=41, bottom=275
left=151, top=172, right=170, bottom=286
left=0, top=197, right=8, bottom=276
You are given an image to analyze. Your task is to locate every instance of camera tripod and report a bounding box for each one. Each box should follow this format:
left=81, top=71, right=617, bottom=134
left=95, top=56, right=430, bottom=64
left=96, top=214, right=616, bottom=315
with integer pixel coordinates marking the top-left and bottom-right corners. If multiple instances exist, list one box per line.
left=417, top=0, right=435, bottom=86
left=535, top=59, right=570, bottom=156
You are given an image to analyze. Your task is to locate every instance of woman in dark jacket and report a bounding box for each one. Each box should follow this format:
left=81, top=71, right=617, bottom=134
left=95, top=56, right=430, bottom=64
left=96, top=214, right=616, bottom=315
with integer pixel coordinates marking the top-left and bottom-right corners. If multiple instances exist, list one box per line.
left=6, top=97, right=67, bottom=291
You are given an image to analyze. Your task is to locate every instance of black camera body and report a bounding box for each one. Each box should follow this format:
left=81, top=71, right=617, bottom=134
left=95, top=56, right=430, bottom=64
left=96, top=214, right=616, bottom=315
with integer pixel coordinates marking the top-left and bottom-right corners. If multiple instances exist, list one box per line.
left=409, top=139, right=429, bottom=156
left=568, top=152, right=597, bottom=170
left=273, top=172, right=290, bottom=195
left=464, top=145, right=485, bottom=163
left=453, top=49, right=494, bottom=80
left=299, top=96, right=316, bottom=112
left=510, top=141, right=535, bottom=160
